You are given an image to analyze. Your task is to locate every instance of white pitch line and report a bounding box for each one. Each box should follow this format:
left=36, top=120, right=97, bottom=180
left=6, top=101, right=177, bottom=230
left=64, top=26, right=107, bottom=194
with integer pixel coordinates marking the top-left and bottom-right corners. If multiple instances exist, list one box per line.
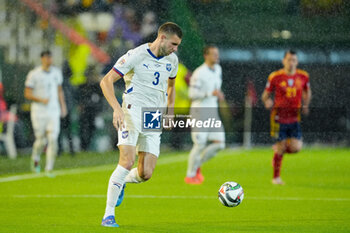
left=0, top=149, right=249, bottom=183
left=0, top=164, right=114, bottom=183
left=0, top=154, right=189, bottom=183
left=5, top=194, right=350, bottom=202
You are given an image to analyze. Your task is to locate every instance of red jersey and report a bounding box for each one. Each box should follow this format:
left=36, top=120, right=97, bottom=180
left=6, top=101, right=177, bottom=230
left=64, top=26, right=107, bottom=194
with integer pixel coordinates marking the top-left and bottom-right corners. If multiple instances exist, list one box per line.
left=265, top=69, right=310, bottom=124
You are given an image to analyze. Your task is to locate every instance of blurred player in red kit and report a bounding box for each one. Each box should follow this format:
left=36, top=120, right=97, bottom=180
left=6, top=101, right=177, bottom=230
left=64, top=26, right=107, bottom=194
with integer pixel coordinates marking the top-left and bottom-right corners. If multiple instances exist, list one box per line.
left=262, top=50, right=312, bottom=185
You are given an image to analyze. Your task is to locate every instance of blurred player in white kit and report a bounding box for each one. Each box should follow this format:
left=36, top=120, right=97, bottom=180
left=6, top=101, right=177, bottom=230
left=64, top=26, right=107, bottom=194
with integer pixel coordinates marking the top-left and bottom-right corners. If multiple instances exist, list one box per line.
left=100, top=22, right=182, bottom=227
left=24, top=50, right=67, bottom=176
left=185, top=45, right=226, bottom=184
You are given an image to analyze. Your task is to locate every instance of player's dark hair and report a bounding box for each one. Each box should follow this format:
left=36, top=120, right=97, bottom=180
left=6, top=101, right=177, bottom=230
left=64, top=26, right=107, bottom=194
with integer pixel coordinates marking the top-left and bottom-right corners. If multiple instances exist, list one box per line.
left=203, top=45, right=217, bottom=55
left=284, top=49, right=297, bottom=58
left=158, top=22, right=183, bottom=39
left=40, top=50, right=52, bottom=57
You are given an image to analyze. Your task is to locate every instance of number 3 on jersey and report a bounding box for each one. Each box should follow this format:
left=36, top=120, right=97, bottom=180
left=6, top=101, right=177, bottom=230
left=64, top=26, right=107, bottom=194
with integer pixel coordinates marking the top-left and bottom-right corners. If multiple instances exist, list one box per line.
left=153, top=72, right=160, bottom=85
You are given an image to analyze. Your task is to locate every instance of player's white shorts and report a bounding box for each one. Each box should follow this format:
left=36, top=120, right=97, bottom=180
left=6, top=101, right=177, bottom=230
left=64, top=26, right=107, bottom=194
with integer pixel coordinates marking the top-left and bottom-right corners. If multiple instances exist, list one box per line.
left=117, top=104, right=161, bottom=157
left=31, top=111, right=60, bottom=139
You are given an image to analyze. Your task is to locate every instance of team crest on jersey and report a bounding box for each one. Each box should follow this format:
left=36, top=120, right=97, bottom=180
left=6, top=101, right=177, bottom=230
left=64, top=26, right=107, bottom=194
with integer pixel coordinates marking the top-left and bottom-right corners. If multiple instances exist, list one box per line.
left=287, top=79, right=294, bottom=86
left=166, top=63, right=172, bottom=72
left=122, top=131, right=129, bottom=139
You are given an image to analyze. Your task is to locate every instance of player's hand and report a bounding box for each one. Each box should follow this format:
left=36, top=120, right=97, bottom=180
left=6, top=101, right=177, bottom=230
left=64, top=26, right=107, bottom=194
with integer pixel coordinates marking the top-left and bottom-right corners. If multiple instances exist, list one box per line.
left=113, top=108, right=125, bottom=131
left=264, top=98, right=273, bottom=110
left=41, top=98, right=49, bottom=105
left=302, top=105, right=309, bottom=115
left=60, top=106, right=68, bottom=118
left=212, top=89, right=225, bottom=101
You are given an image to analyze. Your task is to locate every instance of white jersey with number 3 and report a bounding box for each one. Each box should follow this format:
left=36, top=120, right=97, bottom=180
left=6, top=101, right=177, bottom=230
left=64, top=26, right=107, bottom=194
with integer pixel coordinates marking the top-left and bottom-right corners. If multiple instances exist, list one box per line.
left=113, top=43, right=179, bottom=108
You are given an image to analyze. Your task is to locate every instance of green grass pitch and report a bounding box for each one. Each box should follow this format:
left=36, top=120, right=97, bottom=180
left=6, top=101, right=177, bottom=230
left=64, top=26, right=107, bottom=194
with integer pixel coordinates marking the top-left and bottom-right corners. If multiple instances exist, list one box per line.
left=0, top=147, right=349, bottom=233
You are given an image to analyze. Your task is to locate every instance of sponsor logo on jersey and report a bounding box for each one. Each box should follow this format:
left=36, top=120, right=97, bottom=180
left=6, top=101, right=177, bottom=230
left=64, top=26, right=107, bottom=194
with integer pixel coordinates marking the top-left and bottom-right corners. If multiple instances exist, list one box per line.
left=143, top=110, right=162, bottom=129
left=155, top=64, right=161, bottom=68
left=288, top=79, right=294, bottom=86
left=122, top=131, right=129, bottom=139
left=166, top=63, right=172, bottom=72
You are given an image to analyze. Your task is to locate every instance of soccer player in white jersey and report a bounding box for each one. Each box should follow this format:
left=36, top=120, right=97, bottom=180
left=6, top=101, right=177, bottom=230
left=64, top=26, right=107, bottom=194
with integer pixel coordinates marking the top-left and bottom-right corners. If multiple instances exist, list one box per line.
left=100, top=22, right=182, bottom=227
left=24, top=50, right=67, bottom=176
left=185, top=45, right=225, bottom=184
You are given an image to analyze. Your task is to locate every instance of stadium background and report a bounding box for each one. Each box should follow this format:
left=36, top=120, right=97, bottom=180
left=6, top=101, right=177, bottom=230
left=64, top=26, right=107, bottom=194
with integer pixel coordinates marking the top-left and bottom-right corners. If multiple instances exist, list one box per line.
left=0, top=0, right=349, bottom=153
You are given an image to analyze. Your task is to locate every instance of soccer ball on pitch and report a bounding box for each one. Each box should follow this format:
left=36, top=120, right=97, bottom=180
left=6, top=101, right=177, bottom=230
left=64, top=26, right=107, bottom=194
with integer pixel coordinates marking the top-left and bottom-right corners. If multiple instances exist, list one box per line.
left=218, top=181, right=244, bottom=207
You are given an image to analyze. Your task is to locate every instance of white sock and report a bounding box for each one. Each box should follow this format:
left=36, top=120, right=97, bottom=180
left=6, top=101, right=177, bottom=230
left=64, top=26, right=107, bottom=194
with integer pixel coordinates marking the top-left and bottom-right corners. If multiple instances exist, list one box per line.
left=200, top=142, right=225, bottom=165
left=186, top=144, right=205, bottom=177
left=104, top=165, right=130, bottom=218
left=45, top=135, right=58, bottom=171
left=31, top=137, right=46, bottom=162
left=125, top=168, right=144, bottom=183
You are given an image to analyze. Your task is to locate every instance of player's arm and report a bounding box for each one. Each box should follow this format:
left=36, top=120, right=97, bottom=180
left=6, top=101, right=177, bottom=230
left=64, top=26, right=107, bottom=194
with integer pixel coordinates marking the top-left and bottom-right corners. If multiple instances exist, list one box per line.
left=167, top=78, right=176, bottom=115
left=213, top=66, right=225, bottom=102
left=212, top=89, right=225, bottom=101
left=261, top=90, right=273, bottom=110
left=302, top=88, right=312, bottom=115
left=301, top=74, right=312, bottom=115
left=100, top=69, right=124, bottom=130
left=58, top=85, right=67, bottom=118
left=24, top=87, right=49, bottom=104
left=188, top=71, right=208, bottom=100
left=163, top=78, right=176, bottom=130
left=262, top=73, right=275, bottom=109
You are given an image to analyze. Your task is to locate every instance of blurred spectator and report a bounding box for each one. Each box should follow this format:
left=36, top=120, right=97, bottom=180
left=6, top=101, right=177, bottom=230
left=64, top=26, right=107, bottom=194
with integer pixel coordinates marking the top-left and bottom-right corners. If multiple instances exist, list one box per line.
left=78, top=66, right=104, bottom=151
left=69, top=44, right=91, bottom=86
left=0, top=82, right=27, bottom=150
left=107, top=4, right=142, bottom=47
left=174, top=63, right=192, bottom=115
left=140, top=11, right=158, bottom=43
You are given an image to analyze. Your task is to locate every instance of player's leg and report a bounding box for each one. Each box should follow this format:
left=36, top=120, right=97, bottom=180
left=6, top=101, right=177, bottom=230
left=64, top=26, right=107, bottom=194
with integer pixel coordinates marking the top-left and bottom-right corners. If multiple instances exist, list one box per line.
left=285, top=122, right=303, bottom=153
left=124, top=165, right=143, bottom=183
left=30, top=112, right=47, bottom=173
left=272, top=140, right=286, bottom=172
left=198, top=140, right=224, bottom=174
left=272, top=123, right=288, bottom=185
left=185, top=132, right=207, bottom=184
left=102, top=103, right=141, bottom=226
left=196, top=130, right=225, bottom=181
left=45, top=114, right=60, bottom=175
left=103, top=145, right=135, bottom=223
left=287, top=138, right=302, bottom=153
left=136, top=151, right=158, bottom=181
left=125, top=132, right=160, bottom=183
left=200, top=130, right=225, bottom=165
